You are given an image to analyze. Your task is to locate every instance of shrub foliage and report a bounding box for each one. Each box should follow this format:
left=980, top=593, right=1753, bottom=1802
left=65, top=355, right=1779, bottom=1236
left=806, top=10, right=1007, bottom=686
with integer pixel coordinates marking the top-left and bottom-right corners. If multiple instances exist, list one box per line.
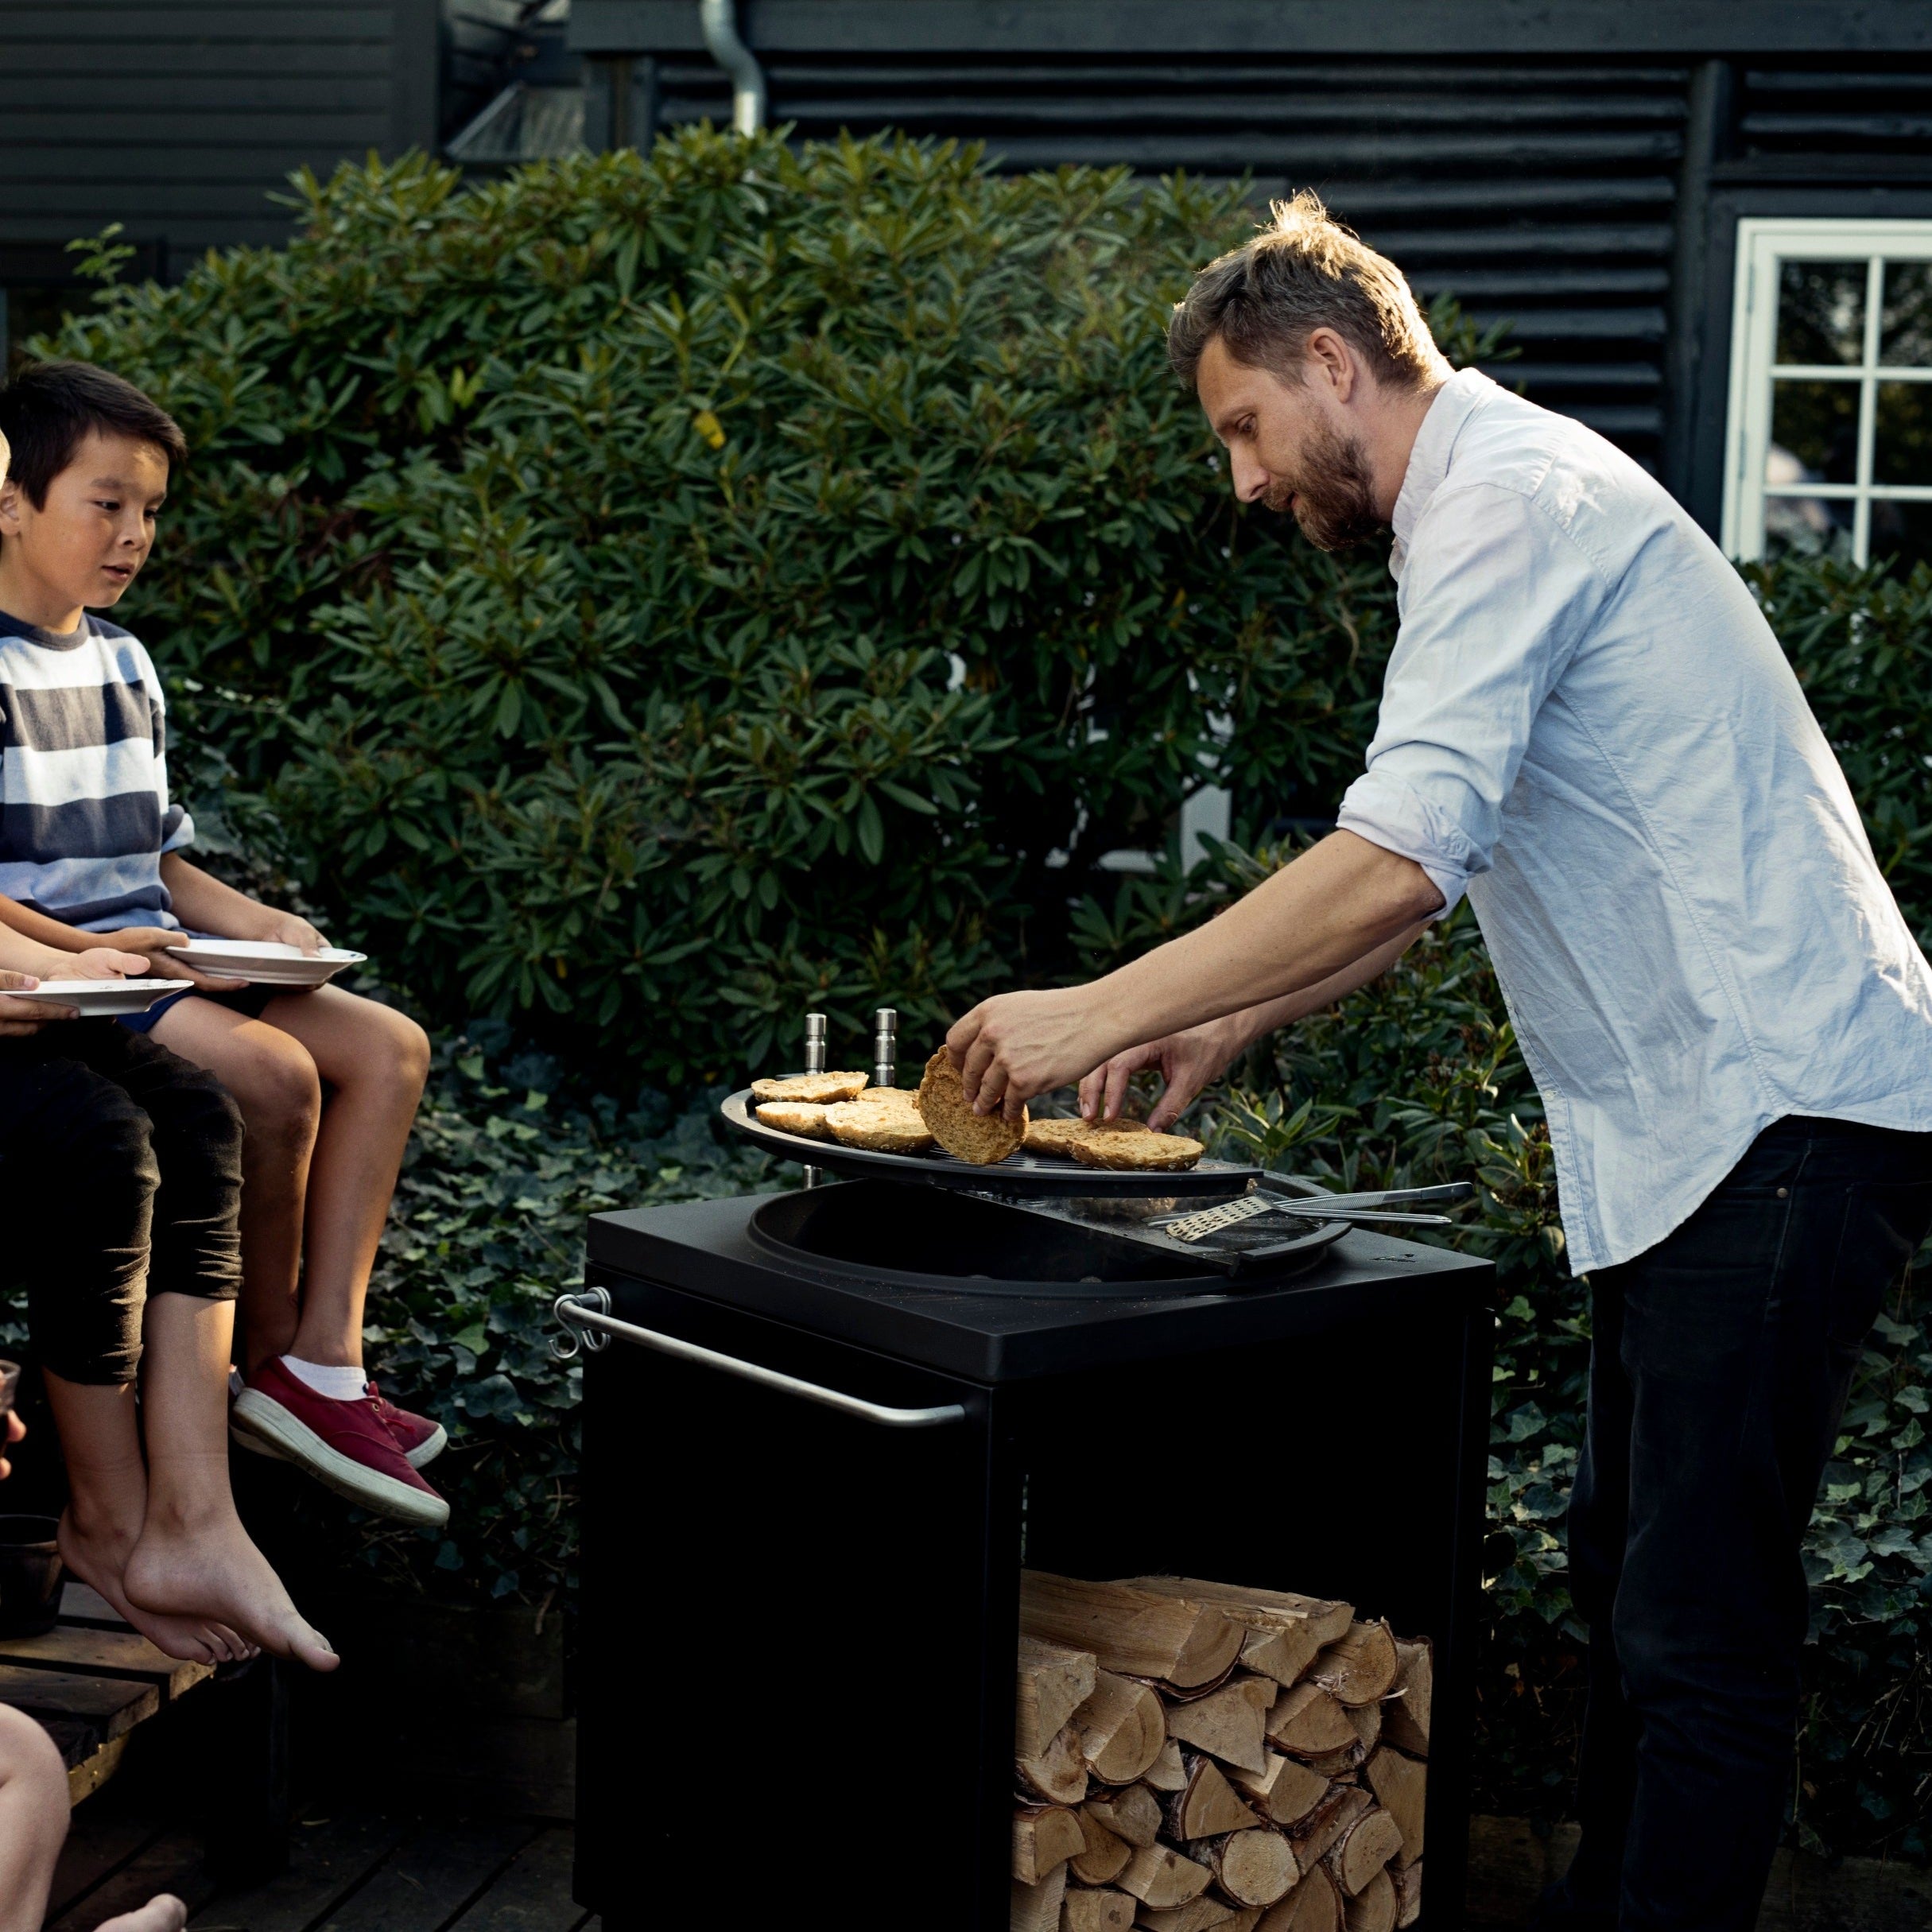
left=45, top=133, right=1424, bottom=1080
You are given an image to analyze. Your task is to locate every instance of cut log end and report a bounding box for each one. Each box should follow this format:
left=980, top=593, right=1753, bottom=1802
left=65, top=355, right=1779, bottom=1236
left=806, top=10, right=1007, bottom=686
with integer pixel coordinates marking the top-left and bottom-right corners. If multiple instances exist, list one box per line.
left=1309, top=1620, right=1399, bottom=1708
left=1061, top=1886, right=1137, bottom=1932
left=1341, top=1867, right=1395, bottom=1932
left=1014, top=1805, right=1087, bottom=1885
left=1195, top=1825, right=1298, bottom=1908
left=1018, top=1720, right=1092, bottom=1806
left=1117, top=1843, right=1215, bottom=1911
left=1169, top=1752, right=1263, bottom=1841
left=1013, top=1863, right=1069, bottom=1932
left=1077, top=1668, right=1168, bottom=1785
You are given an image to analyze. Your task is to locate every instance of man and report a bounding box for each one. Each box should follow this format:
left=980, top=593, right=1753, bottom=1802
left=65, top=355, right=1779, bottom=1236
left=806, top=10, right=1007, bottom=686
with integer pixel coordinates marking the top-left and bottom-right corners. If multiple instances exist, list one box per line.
left=946, top=192, right=1932, bottom=1931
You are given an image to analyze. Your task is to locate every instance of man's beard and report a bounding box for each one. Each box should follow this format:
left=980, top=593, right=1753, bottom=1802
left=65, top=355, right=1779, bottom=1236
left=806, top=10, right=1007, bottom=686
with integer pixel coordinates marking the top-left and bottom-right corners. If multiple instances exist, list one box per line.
left=1261, top=416, right=1383, bottom=552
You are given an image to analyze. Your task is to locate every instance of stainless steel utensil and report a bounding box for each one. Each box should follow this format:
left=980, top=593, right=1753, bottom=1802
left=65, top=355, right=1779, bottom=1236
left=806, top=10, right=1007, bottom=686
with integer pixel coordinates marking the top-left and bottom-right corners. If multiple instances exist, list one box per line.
left=1156, top=1180, right=1472, bottom=1244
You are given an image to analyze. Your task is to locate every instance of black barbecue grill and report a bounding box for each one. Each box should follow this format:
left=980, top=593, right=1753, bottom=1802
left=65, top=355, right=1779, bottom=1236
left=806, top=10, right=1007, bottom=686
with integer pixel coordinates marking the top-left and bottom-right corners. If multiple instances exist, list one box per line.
left=563, top=1023, right=1495, bottom=1932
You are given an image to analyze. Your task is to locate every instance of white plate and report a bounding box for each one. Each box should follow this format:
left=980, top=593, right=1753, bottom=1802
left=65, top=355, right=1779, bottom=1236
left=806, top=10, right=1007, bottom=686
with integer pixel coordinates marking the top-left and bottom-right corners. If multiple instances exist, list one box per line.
left=6, top=979, right=183, bottom=1016
left=164, top=940, right=368, bottom=987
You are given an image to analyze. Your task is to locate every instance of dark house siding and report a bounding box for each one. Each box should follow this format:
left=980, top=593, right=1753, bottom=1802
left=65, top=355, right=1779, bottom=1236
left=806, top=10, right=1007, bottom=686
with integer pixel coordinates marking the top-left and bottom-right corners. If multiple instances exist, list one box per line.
left=573, top=1, right=1932, bottom=527
left=0, top=0, right=440, bottom=274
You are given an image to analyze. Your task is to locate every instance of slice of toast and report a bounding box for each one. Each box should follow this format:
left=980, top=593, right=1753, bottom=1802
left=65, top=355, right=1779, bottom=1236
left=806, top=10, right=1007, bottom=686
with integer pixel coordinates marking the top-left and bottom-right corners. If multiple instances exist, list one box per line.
left=915, top=1047, right=1026, bottom=1166
left=751, top=1072, right=869, bottom=1104
left=1022, top=1115, right=1152, bottom=1158
left=1069, top=1127, right=1205, bottom=1172
left=755, top=1100, right=836, bottom=1141
left=824, top=1100, right=937, bottom=1154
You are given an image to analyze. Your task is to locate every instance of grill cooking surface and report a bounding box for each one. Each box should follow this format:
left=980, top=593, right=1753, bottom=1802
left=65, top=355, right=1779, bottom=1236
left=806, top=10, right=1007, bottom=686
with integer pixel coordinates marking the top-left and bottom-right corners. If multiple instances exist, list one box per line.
left=720, top=1088, right=1261, bottom=1196
left=747, top=1177, right=1348, bottom=1298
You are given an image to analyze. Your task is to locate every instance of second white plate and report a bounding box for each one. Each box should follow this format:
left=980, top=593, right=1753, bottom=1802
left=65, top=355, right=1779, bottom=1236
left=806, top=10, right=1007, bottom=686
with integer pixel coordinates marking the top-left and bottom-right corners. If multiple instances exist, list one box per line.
left=164, top=940, right=368, bottom=987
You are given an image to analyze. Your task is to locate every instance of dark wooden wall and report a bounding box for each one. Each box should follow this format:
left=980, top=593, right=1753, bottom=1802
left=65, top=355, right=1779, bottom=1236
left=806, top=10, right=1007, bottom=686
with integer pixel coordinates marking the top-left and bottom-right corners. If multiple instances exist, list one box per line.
left=0, top=0, right=440, bottom=278
left=572, top=2, right=1932, bottom=528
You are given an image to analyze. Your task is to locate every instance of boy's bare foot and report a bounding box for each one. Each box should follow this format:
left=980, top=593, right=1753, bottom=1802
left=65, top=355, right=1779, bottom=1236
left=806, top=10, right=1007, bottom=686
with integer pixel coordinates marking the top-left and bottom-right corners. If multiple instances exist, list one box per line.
left=124, top=1506, right=336, bottom=1674
left=56, top=1511, right=253, bottom=1666
left=96, top=1895, right=188, bottom=1932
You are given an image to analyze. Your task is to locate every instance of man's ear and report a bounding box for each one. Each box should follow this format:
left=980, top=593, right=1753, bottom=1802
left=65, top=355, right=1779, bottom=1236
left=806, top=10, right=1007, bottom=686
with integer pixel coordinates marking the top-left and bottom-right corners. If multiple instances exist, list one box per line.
left=0, top=478, right=21, bottom=538
left=1302, top=327, right=1358, bottom=405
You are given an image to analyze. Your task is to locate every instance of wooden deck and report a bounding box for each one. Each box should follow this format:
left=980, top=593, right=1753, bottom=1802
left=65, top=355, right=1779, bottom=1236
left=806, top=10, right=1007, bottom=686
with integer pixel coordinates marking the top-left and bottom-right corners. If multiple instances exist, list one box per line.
left=46, top=1799, right=590, bottom=1932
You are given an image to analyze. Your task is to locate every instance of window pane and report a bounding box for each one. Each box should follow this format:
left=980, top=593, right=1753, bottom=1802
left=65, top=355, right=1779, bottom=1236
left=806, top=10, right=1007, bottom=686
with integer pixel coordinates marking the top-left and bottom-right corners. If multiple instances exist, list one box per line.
left=1874, top=380, right=1932, bottom=485
left=1777, top=259, right=1867, bottom=365
left=1868, top=498, right=1932, bottom=576
left=1880, top=261, right=1932, bottom=367
left=1763, top=495, right=1856, bottom=563
left=1768, top=379, right=1861, bottom=483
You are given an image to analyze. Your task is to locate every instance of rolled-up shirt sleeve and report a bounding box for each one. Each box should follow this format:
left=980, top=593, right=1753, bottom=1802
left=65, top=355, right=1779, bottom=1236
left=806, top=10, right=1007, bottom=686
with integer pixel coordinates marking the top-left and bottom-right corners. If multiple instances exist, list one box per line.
left=1337, top=479, right=1608, bottom=914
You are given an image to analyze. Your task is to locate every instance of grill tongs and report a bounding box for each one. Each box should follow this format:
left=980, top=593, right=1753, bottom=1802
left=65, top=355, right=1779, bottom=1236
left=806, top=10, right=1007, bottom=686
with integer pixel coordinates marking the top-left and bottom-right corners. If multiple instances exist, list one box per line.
left=1154, top=1180, right=1474, bottom=1244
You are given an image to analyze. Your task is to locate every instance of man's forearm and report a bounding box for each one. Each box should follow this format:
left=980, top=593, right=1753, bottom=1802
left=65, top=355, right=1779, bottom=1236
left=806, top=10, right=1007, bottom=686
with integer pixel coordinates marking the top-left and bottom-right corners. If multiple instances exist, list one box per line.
left=1089, top=832, right=1442, bottom=1062
left=1217, top=919, right=1431, bottom=1057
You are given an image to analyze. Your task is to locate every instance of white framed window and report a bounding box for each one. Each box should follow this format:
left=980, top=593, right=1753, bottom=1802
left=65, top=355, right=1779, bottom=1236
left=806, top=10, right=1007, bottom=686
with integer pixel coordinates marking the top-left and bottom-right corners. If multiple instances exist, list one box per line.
left=1722, top=219, right=1932, bottom=573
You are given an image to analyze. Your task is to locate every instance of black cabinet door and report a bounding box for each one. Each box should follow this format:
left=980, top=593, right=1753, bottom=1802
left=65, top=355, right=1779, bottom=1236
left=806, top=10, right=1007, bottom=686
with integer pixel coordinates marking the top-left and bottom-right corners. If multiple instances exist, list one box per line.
left=575, top=1274, right=993, bottom=1928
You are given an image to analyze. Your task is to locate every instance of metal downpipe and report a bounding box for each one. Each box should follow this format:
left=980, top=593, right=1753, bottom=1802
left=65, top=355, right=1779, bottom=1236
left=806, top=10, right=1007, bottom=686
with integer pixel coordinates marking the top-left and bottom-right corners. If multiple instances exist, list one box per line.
left=699, top=0, right=766, bottom=137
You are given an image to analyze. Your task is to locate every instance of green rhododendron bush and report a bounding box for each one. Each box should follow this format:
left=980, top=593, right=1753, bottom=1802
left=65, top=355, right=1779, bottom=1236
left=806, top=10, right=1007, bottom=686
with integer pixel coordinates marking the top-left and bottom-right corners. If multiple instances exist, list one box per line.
left=14, top=134, right=1932, bottom=1859
left=42, top=131, right=1421, bottom=1078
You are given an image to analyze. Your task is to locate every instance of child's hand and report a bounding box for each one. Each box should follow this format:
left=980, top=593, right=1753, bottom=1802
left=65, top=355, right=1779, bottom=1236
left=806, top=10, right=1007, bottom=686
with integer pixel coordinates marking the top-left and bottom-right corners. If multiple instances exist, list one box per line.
left=255, top=911, right=326, bottom=955
left=0, top=968, right=68, bottom=1034
left=71, top=948, right=157, bottom=982
left=0, top=1410, right=22, bottom=1480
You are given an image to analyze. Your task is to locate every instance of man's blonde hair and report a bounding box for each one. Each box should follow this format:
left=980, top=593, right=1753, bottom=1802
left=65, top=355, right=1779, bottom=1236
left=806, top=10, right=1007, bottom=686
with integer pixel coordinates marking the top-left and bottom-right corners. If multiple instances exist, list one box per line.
left=1167, top=191, right=1441, bottom=393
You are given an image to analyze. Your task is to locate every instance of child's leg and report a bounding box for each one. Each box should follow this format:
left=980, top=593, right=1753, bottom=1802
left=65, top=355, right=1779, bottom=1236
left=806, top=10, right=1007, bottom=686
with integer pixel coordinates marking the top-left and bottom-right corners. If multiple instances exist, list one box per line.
left=0, top=1704, right=67, bottom=1932
left=253, top=987, right=430, bottom=1370
left=147, top=999, right=321, bottom=1375
left=121, top=1291, right=336, bottom=1671
left=0, top=1037, right=248, bottom=1663
left=47, top=1375, right=249, bottom=1666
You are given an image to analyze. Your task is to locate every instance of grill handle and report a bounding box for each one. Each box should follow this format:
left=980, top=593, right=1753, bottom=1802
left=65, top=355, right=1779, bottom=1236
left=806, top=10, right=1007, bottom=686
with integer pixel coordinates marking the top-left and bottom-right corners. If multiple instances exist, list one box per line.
left=551, top=1288, right=968, bottom=1430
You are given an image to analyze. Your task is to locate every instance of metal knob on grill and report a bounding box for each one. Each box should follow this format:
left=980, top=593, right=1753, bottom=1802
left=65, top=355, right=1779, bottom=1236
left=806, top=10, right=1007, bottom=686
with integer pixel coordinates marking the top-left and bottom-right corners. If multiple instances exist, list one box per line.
left=871, top=1007, right=898, bottom=1091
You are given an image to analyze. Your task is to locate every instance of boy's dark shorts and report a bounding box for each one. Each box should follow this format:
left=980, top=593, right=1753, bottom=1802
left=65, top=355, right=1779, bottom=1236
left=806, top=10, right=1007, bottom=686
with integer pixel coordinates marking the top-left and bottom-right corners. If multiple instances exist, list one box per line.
left=118, top=983, right=282, bottom=1035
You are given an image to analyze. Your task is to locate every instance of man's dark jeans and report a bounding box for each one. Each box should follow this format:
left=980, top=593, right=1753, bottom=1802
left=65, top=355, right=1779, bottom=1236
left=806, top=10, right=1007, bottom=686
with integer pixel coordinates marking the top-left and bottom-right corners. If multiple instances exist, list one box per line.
left=1540, top=1115, right=1932, bottom=1932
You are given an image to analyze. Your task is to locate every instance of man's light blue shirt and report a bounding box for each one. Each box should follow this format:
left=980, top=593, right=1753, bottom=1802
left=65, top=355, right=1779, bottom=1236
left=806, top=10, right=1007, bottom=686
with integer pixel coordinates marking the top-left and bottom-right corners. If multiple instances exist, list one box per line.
left=1336, top=368, right=1932, bottom=1274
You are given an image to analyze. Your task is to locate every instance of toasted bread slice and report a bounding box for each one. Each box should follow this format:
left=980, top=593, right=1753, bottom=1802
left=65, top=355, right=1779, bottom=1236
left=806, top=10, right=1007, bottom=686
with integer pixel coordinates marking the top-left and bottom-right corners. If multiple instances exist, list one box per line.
left=824, top=1100, right=937, bottom=1154
left=1069, top=1127, right=1205, bottom=1172
left=755, top=1100, right=836, bottom=1141
left=751, top=1072, right=869, bottom=1104
left=915, top=1047, right=1026, bottom=1166
left=1022, top=1115, right=1152, bottom=1159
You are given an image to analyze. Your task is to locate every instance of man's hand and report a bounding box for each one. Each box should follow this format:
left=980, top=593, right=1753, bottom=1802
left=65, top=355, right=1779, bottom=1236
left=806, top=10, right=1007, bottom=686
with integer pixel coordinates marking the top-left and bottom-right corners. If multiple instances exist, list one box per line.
left=0, top=1411, right=21, bottom=1481
left=945, top=985, right=1117, bottom=1121
left=0, top=968, right=68, bottom=1036
left=1078, top=1017, right=1248, bottom=1132
left=941, top=835, right=1441, bottom=1123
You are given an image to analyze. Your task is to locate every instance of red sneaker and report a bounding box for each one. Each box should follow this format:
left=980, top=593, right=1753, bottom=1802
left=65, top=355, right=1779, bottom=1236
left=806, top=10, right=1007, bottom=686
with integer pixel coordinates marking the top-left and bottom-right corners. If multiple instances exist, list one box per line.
left=232, top=1359, right=450, bottom=1528
left=364, top=1382, right=447, bottom=1469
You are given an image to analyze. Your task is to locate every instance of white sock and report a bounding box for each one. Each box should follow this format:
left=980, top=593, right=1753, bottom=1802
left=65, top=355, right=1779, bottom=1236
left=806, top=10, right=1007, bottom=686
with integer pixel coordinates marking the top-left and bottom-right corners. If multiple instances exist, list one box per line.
left=281, top=1356, right=368, bottom=1402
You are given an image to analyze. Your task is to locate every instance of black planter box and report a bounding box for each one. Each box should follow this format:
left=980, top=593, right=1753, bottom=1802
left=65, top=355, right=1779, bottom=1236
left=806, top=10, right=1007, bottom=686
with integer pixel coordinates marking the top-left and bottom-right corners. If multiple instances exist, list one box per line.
left=572, top=1181, right=1492, bottom=1930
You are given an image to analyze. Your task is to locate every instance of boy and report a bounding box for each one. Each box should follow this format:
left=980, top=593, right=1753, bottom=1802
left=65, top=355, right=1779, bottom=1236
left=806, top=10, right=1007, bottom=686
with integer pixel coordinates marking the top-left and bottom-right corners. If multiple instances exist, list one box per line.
left=0, top=360, right=445, bottom=1530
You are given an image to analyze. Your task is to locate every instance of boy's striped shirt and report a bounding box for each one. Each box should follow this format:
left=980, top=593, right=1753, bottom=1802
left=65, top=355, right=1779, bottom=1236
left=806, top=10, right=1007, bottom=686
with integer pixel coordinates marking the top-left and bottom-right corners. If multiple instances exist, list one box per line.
left=0, top=607, right=193, bottom=932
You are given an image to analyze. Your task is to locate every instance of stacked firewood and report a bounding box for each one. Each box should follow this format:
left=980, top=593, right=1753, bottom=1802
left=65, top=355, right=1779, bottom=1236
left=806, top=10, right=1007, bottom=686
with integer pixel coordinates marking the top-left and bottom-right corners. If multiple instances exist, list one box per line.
left=1014, top=1573, right=1430, bottom=1932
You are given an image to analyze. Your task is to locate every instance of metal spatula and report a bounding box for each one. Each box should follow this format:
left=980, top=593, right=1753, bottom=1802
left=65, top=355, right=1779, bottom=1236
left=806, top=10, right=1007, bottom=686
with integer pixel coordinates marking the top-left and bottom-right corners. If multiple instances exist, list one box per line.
left=1155, top=1180, right=1473, bottom=1244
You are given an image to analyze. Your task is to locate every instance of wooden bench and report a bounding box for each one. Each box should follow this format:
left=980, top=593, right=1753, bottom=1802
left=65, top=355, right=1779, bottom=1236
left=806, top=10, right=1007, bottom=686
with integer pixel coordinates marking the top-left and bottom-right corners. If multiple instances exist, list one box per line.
left=0, top=1581, right=290, bottom=1880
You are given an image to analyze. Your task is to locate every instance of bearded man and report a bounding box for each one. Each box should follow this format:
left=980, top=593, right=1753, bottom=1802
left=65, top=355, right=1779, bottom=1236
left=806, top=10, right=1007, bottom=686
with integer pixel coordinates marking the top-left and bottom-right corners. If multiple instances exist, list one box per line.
left=947, top=192, right=1932, bottom=1932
